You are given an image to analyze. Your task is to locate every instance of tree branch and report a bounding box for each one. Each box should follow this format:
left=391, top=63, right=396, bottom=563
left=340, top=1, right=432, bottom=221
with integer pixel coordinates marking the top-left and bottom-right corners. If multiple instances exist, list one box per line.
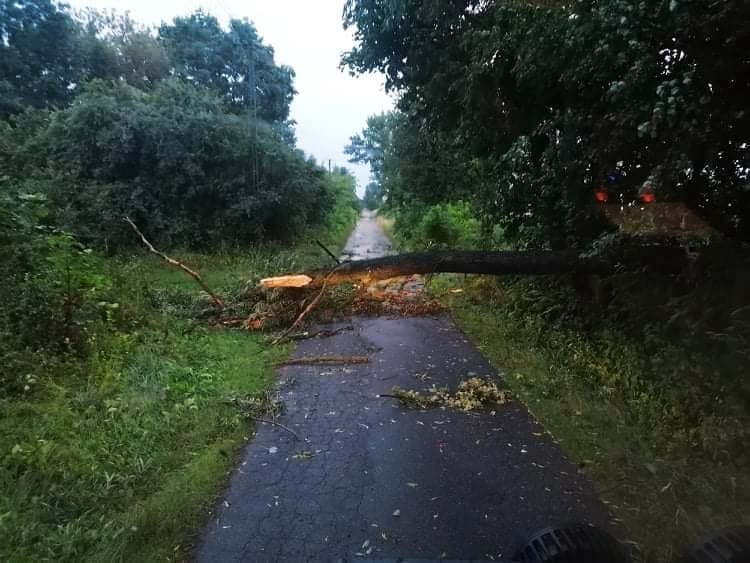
left=124, top=216, right=225, bottom=308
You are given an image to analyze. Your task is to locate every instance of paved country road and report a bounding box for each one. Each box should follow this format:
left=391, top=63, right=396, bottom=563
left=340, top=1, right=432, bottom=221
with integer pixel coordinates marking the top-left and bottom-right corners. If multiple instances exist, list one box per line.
left=196, top=212, right=616, bottom=562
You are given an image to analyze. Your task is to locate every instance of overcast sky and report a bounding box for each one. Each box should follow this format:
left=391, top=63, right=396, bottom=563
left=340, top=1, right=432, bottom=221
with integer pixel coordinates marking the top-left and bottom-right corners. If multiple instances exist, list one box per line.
left=66, top=0, right=393, bottom=195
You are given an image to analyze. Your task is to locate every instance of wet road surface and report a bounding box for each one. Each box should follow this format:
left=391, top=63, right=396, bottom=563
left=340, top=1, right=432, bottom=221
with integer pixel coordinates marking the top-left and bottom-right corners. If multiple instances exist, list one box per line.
left=196, top=212, right=616, bottom=561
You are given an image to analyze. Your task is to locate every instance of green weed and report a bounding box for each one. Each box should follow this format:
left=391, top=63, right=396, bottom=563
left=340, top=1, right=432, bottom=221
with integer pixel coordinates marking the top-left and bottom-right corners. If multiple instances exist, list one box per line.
left=431, top=274, right=750, bottom=562
left=0, top=213, right=355, bottom=561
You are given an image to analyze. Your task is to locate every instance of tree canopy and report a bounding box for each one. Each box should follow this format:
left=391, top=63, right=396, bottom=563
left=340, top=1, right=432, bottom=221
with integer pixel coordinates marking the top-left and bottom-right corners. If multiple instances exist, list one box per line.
left=1, top=0, right=92, bottom=115
left=343, top=0, right=750, bottom=246
left=159, top=12, right=296, bottom=122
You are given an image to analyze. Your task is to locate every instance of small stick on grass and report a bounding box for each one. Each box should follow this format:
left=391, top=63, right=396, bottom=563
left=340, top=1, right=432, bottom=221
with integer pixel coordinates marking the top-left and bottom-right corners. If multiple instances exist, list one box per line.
left=124, top=216, right=225, bottom=308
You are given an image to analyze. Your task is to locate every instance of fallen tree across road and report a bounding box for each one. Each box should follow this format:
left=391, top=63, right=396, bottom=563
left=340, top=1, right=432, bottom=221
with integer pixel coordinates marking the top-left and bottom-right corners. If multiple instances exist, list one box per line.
left=259, top=248, right=689, bottom=289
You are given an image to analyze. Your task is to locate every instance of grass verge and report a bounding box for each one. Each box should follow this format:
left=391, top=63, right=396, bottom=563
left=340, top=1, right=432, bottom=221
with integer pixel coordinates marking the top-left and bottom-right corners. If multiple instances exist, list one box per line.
left=0, top=216, right=355, bottom=561
left=429, top=274, right=749, bottom=562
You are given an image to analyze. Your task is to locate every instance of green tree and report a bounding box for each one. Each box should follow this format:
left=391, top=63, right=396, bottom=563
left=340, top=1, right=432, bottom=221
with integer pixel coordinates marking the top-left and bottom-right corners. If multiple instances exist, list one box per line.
left=0, top=0, right=88, bottom=116
left=345, top=113, right=393, bottom=184
left=343, top=0, right=750, bottom=245
left=159, top=11, right=296, bottom=123
left=348, top=110, right=477, bottom=220
left=79, top=10, right=170, bottom=90
left=362, top=182, right=382, bottom=210
left=2, top=80, right=332, bottom=248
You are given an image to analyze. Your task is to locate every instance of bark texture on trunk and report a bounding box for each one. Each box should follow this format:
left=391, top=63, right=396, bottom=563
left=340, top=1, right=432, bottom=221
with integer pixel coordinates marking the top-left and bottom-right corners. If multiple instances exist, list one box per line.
left=260, top=248, right=687, bottom=289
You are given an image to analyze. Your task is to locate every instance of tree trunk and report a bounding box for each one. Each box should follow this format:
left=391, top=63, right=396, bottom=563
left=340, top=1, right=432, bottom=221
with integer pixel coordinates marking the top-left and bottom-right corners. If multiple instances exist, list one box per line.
left=259, top=248, right=687, bottom=289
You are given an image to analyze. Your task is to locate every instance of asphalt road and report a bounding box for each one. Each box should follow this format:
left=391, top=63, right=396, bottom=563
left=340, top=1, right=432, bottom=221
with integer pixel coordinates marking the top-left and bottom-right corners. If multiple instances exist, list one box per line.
left=195, top=212, right=616, bottom=562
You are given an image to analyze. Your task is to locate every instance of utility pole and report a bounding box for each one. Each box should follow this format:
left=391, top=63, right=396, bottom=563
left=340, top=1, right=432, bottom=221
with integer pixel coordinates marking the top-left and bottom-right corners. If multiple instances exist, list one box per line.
left=328, top=159, right=332, bottom=174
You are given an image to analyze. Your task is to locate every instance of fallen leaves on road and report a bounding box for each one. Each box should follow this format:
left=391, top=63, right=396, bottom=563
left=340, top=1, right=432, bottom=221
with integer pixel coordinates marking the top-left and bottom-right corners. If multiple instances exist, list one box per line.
left=384, top=377, right=510, bottom=411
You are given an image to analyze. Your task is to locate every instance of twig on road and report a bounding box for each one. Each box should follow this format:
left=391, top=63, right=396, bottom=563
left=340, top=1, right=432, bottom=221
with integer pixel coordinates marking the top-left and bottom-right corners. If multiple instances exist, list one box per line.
left=249, top=417, right=303, bottom=442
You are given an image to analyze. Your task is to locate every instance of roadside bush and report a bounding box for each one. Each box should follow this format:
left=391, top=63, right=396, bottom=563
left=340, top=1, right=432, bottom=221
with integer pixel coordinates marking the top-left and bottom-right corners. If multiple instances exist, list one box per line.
left=1, top=79, right=333, bottom=249
left=0, top=191, right=108, bottom=395
left=322, top=170, right=360, bottom=244
left=394, top=202, right=483, bottom=250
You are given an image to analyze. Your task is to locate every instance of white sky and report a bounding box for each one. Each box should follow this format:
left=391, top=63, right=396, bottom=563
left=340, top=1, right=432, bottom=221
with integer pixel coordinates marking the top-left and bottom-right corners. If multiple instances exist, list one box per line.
left=67, top=0, right=393, bottom=195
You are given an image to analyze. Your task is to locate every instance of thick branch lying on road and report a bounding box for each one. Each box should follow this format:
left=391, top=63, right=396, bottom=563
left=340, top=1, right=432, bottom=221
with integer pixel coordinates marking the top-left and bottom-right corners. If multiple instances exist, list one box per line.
left=259, top=248, right=687, bottom=289
left=278, top=356, right=371, bottom=366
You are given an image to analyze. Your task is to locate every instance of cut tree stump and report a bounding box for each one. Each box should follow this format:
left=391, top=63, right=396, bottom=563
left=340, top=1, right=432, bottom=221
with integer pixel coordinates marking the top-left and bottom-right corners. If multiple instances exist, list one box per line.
left=261, top=274, right=314, bottom=288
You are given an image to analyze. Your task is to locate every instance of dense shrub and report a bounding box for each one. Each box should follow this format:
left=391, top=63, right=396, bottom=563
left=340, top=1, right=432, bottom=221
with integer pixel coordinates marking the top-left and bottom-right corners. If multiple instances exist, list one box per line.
left=0, top=191, right=108, bottom=395
left=392, top=202, right=483, bottom=250
left=1, top=80, right=333, bottom=248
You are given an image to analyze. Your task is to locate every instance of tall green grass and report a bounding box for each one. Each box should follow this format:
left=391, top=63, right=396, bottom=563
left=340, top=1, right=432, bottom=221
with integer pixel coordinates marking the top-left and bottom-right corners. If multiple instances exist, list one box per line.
left=0, top=211, right=356, bottom=561
left=433, top=275, right=750, bottom=561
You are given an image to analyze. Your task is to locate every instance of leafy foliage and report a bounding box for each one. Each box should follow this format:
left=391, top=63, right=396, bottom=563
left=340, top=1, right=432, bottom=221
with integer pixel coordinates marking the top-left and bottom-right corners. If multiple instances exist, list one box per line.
left=362, top=182, right=383, bottom=210
left=0, top=191, right=107, bottom=394
left=2, top=79, right=334, bottom=248
left=1, top=3, right=348, bottom=250
left=0, top=0, right=93, bottom=116
left=159, top=11, right=296, bottom=123
left=79, top=10, right=171, bottom=90
left=390, top=377, right=510, bottom=411
left=344, top=0, right=750, bottom=245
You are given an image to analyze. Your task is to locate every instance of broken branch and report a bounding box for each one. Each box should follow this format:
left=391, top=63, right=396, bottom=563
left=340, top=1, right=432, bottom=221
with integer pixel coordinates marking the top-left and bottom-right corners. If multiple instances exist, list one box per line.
left=315, top=240, right=341, bottom=265
left=124, top=216, right=225, bottom=308
left=278, top=355, right=371, bottom=366
left=260, top=274, right=313, bottom=288
left=271, top=265, right=343, bottom=345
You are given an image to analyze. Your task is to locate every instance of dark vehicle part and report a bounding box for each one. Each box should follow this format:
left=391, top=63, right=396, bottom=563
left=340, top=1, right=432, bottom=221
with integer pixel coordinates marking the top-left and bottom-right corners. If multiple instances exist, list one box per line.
left=515, top=522, right=631, bottom=562
left=683, top=526, right=750, bottom=563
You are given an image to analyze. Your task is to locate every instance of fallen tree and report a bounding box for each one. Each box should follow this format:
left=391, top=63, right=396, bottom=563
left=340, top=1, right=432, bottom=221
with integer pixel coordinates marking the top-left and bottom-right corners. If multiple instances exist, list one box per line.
left=260, top=247, right=689, bottom=289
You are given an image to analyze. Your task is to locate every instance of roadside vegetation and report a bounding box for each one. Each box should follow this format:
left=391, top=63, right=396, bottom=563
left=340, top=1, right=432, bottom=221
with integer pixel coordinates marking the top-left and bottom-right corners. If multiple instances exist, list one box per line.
left=1, top=2, right=358, bottom=560
left=344, top=0, right=749, bottom=560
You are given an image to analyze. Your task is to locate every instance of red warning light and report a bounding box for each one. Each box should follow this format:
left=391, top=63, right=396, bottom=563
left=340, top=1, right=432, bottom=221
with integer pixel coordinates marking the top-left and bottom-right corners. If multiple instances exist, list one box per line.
left=595, top=185, right=609, bottom=203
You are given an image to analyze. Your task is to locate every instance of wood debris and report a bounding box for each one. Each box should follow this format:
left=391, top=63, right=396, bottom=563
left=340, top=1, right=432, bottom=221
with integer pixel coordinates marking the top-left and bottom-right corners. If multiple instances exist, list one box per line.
left=260, top=275, right=313, bottom=288
left=124, top=216, right=225, bottom=308
left=381, top=377, right=510, bottom=411
left=278, top=355, right=371, bottom=366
